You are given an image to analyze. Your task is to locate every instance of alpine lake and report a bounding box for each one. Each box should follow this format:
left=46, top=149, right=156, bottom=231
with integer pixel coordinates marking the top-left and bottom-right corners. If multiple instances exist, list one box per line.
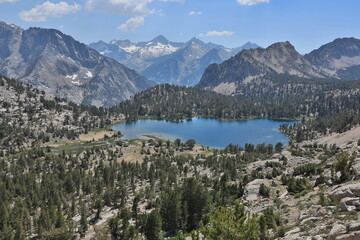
left=112, top=117, right=297, bottom=149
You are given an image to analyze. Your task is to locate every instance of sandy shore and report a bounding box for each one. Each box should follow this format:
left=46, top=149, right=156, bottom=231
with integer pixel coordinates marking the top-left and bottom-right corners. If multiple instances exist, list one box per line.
left=79, top=130, right=117, bottom=141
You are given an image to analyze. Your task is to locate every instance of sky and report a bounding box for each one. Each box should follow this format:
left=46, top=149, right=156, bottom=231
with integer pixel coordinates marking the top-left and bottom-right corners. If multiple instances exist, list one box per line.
left=0, top=0, right=360, bottom=54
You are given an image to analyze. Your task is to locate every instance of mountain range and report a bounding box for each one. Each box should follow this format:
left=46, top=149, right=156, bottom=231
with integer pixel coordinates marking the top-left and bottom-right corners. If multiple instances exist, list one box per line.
left=90, top=37, right=260, bottom=86
left=2, top=20, right=360, bottom=107
left=0, top=21, right=153, bottom=107
left=197, top=38, right=360, bottom=95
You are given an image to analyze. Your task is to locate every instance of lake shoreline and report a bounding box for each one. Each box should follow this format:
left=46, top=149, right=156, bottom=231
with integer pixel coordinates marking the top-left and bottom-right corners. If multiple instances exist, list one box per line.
left=112, top=117, right=297, bottom=149
left=134, top=115, right=301, bottom=123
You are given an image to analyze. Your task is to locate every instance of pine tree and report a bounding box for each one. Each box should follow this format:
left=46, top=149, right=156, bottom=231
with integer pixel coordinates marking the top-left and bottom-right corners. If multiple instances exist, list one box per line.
left=203, top=201, right=259, bottom=240
left=14, top=220, right=26, bottom=240
left=108, top=216, right=120, bottom=239
left=144, top=211, right=162, bottom=240
left=160, top=190, right=182, bottom=233
left=132, top=194, right=140, bottom=219
left=79, top=202, right=88, bottom=237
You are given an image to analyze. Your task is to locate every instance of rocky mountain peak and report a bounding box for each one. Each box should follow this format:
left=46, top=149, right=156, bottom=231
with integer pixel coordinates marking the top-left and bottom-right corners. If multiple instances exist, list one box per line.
left=238, top=41, right=303, bottom=66
left=233, top=42, right=260, bottom=53
left=306, top=37, right=360, bottom=60
left=266, top=41, right=297, bottom=54
left=110, top=39, right=134, bottom=47
left=151, top=35, right=169, bottom=44
left=0, top=22, right=153, bottom=107
left=305, top=37, right=360, bottom=79
left=186, top=37, right=205, bottom=46
left=242, top=41, right=259, bottom=49
left=0, top=21, right=22, bottom=31
left=197, top=40, right=328, bottom=92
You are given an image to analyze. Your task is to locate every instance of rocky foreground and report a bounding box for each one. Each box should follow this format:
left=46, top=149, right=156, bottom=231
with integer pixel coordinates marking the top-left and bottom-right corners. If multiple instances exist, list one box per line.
left=244, top=127, right=360, bottom=240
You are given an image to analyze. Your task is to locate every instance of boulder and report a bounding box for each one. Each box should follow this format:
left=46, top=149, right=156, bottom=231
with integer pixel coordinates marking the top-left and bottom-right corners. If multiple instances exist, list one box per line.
left=279, top=234, right=306, bottom=240
left=353, top=200, right=360, bottom=210
left=334, top=231, right=360, bottom=240
left=329, top=224, right=347, bottom=240
left=285, top=227, right=301, bottom=236
left=334, top=234, right=356, bottom=240
left=339, top=197, right=359, bottom=212
left=299, top=212, right=309, bottom=221
left=311, top=236, right=324, bottom=240
left=348, top=222, right=360, bottom=232
left=329, top=183, right=360, bottom=201
left=300, top=217, right=322, bottom=225
left=243, top=179, right=269, bottom=202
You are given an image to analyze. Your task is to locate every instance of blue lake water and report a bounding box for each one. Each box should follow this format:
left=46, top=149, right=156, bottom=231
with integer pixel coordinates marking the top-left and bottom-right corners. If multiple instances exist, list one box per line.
left=112, top=118, right=296, bottom=149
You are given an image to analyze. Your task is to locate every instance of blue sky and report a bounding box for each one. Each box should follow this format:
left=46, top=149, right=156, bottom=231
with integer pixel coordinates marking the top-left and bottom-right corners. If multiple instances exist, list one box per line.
left=0, top=0, right=359, bottom=53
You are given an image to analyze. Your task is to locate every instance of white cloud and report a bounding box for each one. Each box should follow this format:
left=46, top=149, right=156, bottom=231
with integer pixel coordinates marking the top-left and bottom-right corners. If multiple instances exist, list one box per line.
left=188, top=11, right=202, bottom=16
left=117, top=16, right=144, bottom=32
left=0, top=0, right=17, bottom=3
left=85, top=0, right=153, bottom=16
left=18, top=1, right=81, bottom=22
left=199, top=31, right=235, bottom=37
left=85, top=0, right=183, bottom=32
left=236, top=0, right=269, bottom=6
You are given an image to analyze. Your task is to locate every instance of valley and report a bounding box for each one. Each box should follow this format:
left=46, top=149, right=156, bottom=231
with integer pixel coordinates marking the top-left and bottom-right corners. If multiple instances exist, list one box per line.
left=1, top=62, right=360, bottom=239
left=1, top=7, right=360, bottom=240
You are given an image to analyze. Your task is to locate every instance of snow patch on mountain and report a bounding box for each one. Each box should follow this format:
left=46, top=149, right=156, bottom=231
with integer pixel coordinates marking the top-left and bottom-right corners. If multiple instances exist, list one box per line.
left=85, top=71, right=93, bottom=78
left=66, top=74, right=78, bottom=80
left=139, top=42, right=180, bottom=58
left=121, top=45, right=140, bottom=53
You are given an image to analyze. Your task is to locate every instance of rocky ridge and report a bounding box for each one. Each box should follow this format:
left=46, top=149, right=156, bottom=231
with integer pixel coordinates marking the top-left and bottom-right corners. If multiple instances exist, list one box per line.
left=0, top=21, right=153, bottom=107
left=197, top=41, right=329, bottom=95
left=305, top=37, right=360, bottom=80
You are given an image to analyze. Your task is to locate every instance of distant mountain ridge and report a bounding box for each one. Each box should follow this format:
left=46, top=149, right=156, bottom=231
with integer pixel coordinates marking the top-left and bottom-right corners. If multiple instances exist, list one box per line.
left=305, top=37, right=360, bottom=80
left=0, top=21, right=153, bottom=107
left=197, top=41, right=330, bottom=95
left=90, top=36, right=260, bottom=86
left=197, top=38, right=360, bottom=96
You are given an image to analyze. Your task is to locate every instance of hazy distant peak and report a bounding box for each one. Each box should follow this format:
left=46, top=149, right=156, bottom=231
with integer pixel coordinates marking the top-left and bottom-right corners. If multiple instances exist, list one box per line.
left=242, top=41, right=260, bottom=49
left=151, top=35, right=169, bottom=44
left=90, top=35, right=261, bottom=86
left=186, top=37, right=204, bottom=45
left=233, top=42, right=261, bottom=54
left=96, top=40, right=107, bottom=45
left=110, top=39, right=134, bottom=48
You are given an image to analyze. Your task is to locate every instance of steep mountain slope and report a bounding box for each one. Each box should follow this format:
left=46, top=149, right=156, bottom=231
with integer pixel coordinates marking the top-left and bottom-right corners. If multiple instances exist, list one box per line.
left=0, top=21, right=153, bottom=107
left=197, top=41, right=329, bottom=95
left=90, top=36, right=260, bottom=86
left=305, top=37, right=360, bottom=80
